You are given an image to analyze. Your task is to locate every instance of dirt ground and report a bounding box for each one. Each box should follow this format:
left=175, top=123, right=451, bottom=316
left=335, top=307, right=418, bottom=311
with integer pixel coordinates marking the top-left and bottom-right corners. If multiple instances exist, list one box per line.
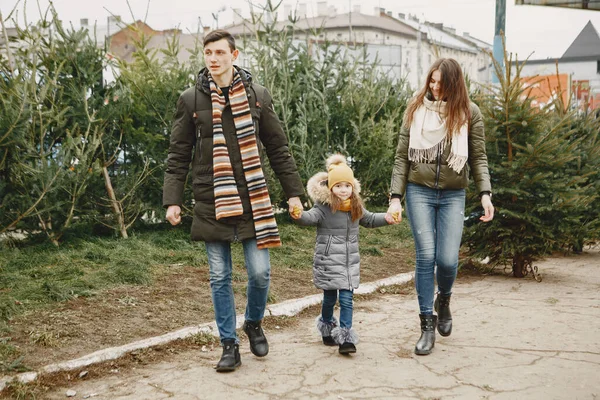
left=32, top=248, right=600, bottom=400
left=4, top=247, right=414, bottom=374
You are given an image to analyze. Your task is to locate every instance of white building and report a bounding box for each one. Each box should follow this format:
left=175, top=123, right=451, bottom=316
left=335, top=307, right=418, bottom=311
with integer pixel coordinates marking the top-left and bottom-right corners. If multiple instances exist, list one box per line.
left=398, top=16, right=492, bottom=88
left=225, top=6, right=491, bottom=90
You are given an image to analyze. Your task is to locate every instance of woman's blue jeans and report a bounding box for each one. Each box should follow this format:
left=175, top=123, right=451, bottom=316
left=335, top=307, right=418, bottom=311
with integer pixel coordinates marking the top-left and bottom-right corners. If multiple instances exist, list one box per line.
left=405, top=183, right=465, bottom=315
left=205, top=238, right=270, bottom=343
left=322, top=289, right=353, bottom=328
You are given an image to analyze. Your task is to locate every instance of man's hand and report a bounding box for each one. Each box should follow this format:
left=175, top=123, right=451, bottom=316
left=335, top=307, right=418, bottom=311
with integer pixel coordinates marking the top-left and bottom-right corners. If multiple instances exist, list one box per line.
left=480, top=195, right=494, bottom=222
left=166, top=205, right=182, bottom=226
left=288, top=197, right=303, bottom=220
left=385, top=198, right=403, bottom=224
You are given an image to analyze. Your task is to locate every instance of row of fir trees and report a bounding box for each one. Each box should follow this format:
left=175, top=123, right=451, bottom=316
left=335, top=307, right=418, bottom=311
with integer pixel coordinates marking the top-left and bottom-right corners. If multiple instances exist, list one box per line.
left=1, top=6, right=599, bottom=277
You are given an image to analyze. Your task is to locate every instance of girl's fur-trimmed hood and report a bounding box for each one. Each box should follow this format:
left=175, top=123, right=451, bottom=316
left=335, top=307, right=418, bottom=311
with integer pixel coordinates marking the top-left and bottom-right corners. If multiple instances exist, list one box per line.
left=306, top=155, right=361, bottom=205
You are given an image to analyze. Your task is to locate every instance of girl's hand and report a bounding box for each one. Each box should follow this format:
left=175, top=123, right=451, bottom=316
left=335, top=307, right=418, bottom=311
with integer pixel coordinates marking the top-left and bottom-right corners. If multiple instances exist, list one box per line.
left=480, top=194, right=494, bottom=222
left=290, top=205, right=302, bottom=219
left=288, top=197, right=303, bottom=219
left=386, top=199, right=402, bottom=224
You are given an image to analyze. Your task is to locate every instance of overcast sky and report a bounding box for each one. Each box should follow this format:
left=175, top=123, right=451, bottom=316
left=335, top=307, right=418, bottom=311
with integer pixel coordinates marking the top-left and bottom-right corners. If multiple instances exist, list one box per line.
left=2, top=0, right=600, bottom=59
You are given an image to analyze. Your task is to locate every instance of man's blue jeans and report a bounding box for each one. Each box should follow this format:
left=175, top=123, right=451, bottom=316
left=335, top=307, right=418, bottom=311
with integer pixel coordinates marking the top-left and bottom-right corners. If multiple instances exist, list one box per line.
left=405, top=183, right=466, bottom=315
left=322, top=289, right=353, bottom=328
left=205, top=238, right=270, bottom=343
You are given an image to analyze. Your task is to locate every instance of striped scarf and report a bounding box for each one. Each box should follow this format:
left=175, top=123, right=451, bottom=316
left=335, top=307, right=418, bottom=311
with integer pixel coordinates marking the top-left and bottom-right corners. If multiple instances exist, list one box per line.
left=209, top=70, right=281, bottom=249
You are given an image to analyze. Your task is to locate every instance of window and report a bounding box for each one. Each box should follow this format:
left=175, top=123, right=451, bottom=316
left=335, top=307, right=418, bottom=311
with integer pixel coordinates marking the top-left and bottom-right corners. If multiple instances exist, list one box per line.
left=597, top=60, right=600, bottom=74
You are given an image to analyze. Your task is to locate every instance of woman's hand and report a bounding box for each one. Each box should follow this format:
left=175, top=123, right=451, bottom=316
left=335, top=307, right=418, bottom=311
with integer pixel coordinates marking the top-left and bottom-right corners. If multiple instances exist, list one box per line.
left=480, top=194, right=494, bottom=222
left=386, top=198, right=403, bottom=224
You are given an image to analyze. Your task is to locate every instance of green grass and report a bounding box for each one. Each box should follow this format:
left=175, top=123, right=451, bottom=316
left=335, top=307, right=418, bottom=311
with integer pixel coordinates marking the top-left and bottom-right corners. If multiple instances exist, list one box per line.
left=0, top=223, right=205, bottom=324
left=188, top=331, right=219, bottom=346
left=0, top=217, right=413, bottom=326
left=0, top=339, right=28, bottom=373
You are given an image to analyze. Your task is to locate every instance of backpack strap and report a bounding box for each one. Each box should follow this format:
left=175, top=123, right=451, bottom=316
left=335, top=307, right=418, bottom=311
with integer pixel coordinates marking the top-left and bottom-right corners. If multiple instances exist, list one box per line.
left=249, top=84, right=265, bottom=116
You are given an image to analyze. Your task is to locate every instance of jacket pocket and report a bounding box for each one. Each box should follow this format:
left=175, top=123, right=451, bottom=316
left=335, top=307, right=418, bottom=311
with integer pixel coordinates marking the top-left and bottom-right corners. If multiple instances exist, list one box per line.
left=192, top=173, right=213, bottom=202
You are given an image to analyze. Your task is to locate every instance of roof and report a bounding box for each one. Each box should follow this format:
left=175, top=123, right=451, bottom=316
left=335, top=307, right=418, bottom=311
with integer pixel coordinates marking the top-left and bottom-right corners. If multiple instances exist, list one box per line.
left=400, top=19, right=478, bottom=54
left=521, top=55, right=600, bottom=65
left=562, top=21, right=600, bottom=58
left=451, top=31, right=492, bottom=51
left=524, top=21, right=600, bottom=63
left=225, top=12, right=418, bottom=39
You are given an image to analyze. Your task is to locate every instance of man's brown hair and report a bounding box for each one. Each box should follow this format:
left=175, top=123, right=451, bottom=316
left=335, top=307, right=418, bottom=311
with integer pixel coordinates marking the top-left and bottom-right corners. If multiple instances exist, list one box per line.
left=203, top=29, right=236, bottom=51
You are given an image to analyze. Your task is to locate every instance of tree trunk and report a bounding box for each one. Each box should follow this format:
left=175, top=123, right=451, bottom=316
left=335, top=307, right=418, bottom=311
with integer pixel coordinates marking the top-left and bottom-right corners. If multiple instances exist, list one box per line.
left=102, top=166, right=128, bottom=239
left=512, top=254, right=526, bottom=278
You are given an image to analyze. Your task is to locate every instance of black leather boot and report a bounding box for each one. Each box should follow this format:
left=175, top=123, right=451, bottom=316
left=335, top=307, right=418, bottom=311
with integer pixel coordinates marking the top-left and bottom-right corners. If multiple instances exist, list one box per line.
left=243, top=320, right=269, bottom=357
left=414, top=314, right=437, bottom=355
left=434, top=293, right=452, bottom=337
left=216, top=339, right=241, bottom=372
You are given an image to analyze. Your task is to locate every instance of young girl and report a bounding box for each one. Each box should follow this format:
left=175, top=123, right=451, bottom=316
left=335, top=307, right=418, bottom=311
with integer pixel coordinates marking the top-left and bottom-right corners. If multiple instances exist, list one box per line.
left=291, top=154, right=392, bottom=354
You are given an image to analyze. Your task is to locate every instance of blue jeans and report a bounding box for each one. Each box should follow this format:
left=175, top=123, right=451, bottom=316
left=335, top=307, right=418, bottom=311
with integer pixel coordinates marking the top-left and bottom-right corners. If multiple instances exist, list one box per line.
left=205, top=238, right=271, bottom=343
left=321, top=289, right=353, bottom=329
left=405, top=183, right=465, bottom=315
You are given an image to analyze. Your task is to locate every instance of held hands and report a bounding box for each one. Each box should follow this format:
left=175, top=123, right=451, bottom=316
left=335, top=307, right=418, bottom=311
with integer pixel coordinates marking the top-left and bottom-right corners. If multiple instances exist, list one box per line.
left=288, top=197, right=303, bottom=219
left=385, top=198, right=403, bottom=225
left=166, top=205, right=182, bottom=226
left=480, top=194, right=494, bottom=222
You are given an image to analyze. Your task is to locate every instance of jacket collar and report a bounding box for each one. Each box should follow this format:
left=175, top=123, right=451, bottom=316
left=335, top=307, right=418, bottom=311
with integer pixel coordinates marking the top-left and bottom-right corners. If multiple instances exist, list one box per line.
left=196, top=65, right=253, bottom=94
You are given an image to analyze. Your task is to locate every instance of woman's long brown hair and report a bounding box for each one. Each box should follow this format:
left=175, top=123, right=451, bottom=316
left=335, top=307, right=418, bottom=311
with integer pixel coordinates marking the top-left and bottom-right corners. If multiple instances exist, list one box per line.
left=403, top=58, right=471, bottom=138
left=330, top=191, right=364, bottom=222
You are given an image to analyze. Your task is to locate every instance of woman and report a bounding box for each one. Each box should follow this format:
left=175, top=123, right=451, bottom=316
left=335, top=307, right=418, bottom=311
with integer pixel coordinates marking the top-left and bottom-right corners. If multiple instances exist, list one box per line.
left=387, top=58, right=494, bottom=355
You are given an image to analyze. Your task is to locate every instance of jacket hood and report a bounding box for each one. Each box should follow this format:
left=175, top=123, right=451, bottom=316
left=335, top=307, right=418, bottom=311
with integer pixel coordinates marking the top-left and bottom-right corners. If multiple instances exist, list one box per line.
left=307, top=155, right=361, bottom=205
left=196, top=65, right=253, bottom=94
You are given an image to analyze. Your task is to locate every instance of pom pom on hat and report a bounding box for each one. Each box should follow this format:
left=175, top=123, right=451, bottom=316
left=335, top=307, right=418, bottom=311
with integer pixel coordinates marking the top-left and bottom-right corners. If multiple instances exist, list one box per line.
left=326, top=154, right=354, bottom=190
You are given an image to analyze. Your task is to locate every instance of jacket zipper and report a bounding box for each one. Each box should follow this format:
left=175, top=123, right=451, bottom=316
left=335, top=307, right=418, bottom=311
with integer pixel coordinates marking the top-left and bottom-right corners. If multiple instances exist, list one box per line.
left=346, top=213, right=352, bottom=289
left=435, top=151, right=441, bottom=188
left=196, top=125, right=202, bottom=161
left=233, top=225, right=239, bottom=243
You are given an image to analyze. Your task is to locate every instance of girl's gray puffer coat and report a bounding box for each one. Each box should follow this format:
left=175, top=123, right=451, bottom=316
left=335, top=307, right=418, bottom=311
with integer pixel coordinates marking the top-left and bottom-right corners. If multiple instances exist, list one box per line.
left=296, top=171, right=389, bottom=291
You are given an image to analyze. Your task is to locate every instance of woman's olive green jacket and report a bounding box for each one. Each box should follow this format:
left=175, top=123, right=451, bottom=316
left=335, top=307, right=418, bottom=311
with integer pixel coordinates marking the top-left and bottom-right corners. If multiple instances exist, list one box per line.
left=390, top=102, right=492, bottom=198
left=162, top=67, right=304, bottom=242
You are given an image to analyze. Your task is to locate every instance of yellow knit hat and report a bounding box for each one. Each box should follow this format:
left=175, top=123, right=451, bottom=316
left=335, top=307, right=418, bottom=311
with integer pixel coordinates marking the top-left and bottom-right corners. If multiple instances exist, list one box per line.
left=327, top=154, right=354, bottom=190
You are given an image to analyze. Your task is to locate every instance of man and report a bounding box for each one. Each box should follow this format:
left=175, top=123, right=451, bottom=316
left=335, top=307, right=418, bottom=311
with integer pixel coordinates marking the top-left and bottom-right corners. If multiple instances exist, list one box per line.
left=163, top=29, right=304, bottom=372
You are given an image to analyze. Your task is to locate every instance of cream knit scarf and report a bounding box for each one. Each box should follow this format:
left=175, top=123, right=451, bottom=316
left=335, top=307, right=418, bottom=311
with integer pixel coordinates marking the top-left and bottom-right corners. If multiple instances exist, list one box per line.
left=408, top=97, right=468, bottom=173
